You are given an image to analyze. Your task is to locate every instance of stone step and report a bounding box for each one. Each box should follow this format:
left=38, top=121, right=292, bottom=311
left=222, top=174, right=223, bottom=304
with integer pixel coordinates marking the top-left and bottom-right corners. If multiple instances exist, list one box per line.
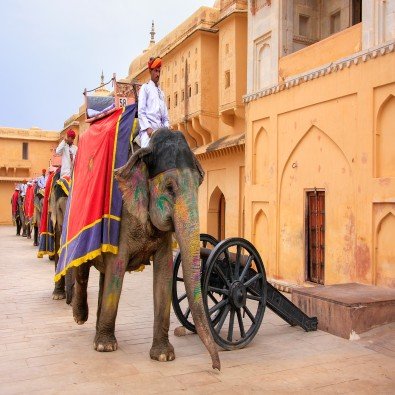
left=291, top=283, right=395, bottom=339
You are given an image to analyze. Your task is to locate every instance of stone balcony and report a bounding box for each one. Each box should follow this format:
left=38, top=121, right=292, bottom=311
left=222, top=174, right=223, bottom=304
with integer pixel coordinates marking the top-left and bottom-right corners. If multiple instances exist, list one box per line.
left=0, top=159, right=32, bottom=170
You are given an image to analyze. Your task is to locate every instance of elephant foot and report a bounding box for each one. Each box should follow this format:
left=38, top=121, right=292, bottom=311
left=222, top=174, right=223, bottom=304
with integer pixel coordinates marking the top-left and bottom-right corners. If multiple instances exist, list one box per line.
left=52, top=290, right=66, bottom=300
left=94, top=333, right=118, bottom=352
left=73, top=302, right=88, bottom=325
left=150, top=341, right=175, bottom=362
left=66, top=287, right=74, bottom=305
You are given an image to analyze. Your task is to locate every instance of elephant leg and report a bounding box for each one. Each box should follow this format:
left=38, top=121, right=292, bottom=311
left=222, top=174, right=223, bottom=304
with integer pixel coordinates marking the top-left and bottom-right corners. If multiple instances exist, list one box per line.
left=33, top=226, right=38, bottom=246
left=22, top=222, right=27, bottom=237
left=26, top=223, right=31, bottom=239
left=73, top=264, right=90, bottom=323
left=65, top=267, right=75, bottom=305
left=21, top=211, right=27, bottom=237
left=53, top=275, right=65, bottom=300
left=16, top=218, right=21, bottom=236
left=96, top=272, right=105, bottom=332
left=53, top=225, right=65, bottom=300
left=150, top=234, right=175, bottom=362
left=94, top=254, right=128, bottom=352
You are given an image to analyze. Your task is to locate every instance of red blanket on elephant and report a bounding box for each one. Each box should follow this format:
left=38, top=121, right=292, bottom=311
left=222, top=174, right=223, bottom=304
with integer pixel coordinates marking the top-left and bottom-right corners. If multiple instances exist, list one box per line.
left=37, top=171, right=56, bottom=258
left=24, top=184, right=35, bottom=219
left=55, top=105, right=136, bottom=282
left=11, top=191, right=19, bottom=217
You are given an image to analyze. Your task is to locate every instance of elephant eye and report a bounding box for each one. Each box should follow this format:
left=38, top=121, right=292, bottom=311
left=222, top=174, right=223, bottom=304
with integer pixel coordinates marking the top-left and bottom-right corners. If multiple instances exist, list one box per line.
left=165, top=183, right=175, bottom=195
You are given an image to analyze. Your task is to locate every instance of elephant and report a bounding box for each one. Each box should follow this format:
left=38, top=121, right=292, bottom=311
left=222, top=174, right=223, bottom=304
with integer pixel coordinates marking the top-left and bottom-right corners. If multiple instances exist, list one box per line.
left=24, top=184, right=36, bottom=241
left=17, top=194, right=27, bottom=237
left=32, top=185, right=45, bottom=246
left=49, top=174, right=73, bottom=303
left=72, top=128, right=220, bottom=370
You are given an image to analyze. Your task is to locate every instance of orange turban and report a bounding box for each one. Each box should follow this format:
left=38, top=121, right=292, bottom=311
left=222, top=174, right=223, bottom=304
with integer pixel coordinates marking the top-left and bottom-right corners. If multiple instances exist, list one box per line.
left=148, top=57, right=162, bottom=70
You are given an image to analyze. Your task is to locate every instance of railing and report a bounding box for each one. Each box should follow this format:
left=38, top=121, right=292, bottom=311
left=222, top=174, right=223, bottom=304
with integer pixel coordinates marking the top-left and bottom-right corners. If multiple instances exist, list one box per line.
left=279, top=23, right=362, bottom=81
left=0, top=159, right=31, bottom=169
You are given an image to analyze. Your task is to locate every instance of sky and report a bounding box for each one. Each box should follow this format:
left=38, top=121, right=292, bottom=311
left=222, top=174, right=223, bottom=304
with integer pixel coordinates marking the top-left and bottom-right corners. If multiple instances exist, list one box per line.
left=0, top=0, right=215, bottom=131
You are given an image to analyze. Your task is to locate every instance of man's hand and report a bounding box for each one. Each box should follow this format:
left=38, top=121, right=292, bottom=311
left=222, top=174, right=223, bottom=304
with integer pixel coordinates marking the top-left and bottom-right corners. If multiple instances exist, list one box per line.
left=147, top=127, right=154, bottom=137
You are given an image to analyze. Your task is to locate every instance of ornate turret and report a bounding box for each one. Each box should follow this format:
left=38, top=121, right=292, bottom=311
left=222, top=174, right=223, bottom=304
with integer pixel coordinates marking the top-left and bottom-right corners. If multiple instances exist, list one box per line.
left=93, top=71, right=110, bottom=97
left=149, top=20, right=156, bottom=47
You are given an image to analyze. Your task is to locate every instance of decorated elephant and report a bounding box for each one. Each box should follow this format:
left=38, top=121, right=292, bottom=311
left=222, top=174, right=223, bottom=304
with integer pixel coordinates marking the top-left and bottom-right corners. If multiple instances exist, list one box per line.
left=17, top=194, right=27, bottom=237
left=23, top=183, right=36, bottom=241
left=49, top=174, right=73, bottom=303
left=72, top=128, right=220, bottom=370
left=32, top=184, right=45, bottom=246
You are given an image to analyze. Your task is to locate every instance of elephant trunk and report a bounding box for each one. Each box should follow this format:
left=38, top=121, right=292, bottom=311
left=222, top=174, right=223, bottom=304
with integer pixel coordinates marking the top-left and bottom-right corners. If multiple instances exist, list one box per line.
left=174, top=197, right=220, bottom=371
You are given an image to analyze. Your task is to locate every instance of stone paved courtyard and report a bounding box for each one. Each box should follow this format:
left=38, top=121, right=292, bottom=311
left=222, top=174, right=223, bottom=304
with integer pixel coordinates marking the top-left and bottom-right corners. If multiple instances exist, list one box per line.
left=0, top=225, right=394, bottom=394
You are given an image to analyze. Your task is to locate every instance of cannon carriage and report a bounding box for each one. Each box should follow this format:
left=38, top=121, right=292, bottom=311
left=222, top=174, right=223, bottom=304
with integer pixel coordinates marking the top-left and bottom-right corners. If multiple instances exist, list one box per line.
left=172, top=234, right=318, bottom=350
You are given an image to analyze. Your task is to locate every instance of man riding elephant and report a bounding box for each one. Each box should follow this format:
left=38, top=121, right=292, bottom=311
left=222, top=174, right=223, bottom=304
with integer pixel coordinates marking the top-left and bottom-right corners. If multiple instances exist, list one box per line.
left=37, top=168, right=48, bottom=190
left=138, top=56, right=169, bottom=148
left=56, top=129, right=77, bottom=178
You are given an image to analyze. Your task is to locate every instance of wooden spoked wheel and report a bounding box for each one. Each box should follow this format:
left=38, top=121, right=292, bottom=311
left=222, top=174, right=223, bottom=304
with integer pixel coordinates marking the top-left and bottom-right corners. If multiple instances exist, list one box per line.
left=202, top=238, right=267, bottom=350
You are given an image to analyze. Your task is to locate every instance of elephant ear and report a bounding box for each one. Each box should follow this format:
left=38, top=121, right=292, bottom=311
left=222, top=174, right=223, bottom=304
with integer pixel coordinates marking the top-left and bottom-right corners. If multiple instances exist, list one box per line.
left=192, top=153, right=205, bottom=185
left=114, top=147, right=152, bottom=223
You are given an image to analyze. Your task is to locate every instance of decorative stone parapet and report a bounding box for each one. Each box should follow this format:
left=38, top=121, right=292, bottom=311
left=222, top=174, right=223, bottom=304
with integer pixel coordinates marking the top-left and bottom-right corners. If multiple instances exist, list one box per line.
left=244, top=40, right=395, bottom=103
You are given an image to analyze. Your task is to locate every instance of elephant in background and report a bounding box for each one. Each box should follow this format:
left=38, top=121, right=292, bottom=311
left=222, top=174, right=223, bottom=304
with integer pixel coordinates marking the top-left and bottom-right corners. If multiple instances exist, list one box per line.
left=72, top=128, right=220, bottom=370
left=17, top=194, right=27, bottom=237
left=49, top=175, right=73, bottom=303
left=32, top=184, right=45, bottom=246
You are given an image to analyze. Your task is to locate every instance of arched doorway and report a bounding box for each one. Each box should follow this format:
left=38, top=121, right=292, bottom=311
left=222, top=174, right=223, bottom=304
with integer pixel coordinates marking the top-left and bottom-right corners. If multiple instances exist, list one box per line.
left=207, top=187, right=226, bottom=240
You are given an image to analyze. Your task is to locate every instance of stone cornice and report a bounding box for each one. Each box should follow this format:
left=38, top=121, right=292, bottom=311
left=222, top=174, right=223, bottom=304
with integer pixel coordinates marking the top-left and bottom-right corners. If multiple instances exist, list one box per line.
left=128, top=7, right=219, bottom=79
left=194, top=133, right=245, bottom=160
left=129, top=26, right=218, bottom=81
left=244, top=40, right=395, bottom=103
left=211, top=8, right=247, bottom=28
left=196, top=143, right=244, bottom=161
left=0, top=128, right=59, bottom=141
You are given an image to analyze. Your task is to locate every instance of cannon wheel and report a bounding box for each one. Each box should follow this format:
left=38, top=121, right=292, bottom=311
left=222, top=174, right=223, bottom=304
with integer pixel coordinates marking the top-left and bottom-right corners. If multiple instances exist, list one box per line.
left=202, top=237, right=267, bottom=350
left=172, top=233, right=219, bottom=332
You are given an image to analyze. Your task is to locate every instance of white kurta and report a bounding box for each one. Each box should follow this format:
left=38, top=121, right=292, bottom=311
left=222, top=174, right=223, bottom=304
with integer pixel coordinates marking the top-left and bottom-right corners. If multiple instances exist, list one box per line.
left=37, top=175, right=47, bottom=189
left=138, top=80, right=169, bottom=147
left=55, top=140, right=78, bottom=178
left=19, top=183, right=27, bottom=197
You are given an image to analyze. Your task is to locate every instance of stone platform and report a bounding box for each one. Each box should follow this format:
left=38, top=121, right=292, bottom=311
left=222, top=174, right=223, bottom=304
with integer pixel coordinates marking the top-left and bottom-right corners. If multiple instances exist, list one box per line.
left=292, top=283, right=395, bottom=339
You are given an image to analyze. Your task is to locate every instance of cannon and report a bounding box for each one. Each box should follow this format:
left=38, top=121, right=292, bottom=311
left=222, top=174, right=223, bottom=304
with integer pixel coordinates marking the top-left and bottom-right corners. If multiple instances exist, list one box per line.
left=172, top=234, right=318, bottom=350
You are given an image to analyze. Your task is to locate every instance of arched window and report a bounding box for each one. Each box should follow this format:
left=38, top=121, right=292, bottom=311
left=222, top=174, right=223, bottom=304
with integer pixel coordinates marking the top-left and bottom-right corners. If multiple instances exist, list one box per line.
left=257, top=43, right=271, bottom=90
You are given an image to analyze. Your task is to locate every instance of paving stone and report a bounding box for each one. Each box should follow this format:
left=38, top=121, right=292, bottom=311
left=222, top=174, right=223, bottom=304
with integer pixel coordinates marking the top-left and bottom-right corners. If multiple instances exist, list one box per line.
left=0, top=225, right=394, bottom=394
